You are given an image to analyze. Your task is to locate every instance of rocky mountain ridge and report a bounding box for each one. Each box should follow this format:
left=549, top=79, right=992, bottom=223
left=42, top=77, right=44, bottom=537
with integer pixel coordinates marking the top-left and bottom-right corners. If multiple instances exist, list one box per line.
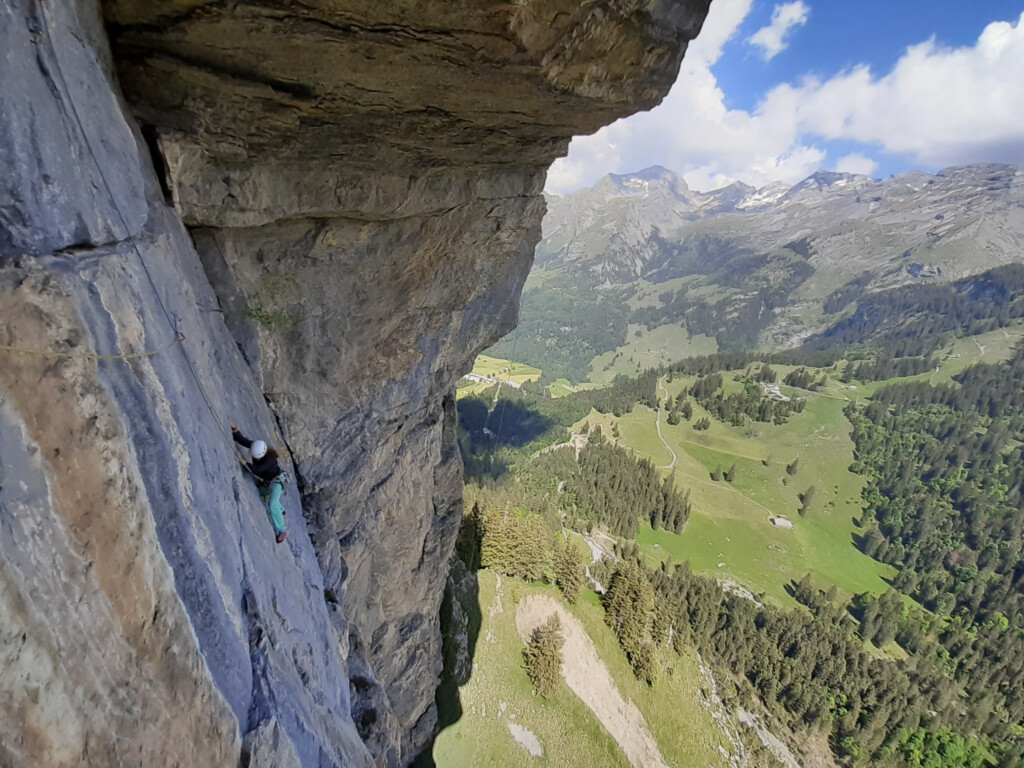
left=0, top=1, right=712, bottom=766
left=484, top=162, right=1024, bottom=382
left=534, top=163, right=1024, bottom=345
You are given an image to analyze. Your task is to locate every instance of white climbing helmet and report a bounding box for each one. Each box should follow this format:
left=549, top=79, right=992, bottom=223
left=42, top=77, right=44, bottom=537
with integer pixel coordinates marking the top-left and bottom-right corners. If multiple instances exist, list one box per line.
left=251, top=440, right=268, bottom=459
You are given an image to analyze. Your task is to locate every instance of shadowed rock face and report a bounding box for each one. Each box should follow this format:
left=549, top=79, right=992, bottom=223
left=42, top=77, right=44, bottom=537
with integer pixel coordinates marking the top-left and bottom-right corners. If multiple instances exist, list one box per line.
left=102, top=1, right=704, bottom=200
left=1, top=0, right=710, bottom=765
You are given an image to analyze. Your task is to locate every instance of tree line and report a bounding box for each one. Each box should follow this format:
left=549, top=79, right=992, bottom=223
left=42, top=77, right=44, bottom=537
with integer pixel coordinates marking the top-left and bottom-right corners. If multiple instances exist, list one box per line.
left=686, top=372, right=806, bottom=426
left=594, top=552, right=991, bottom=766
left=522, top=441, right=692, bottom=538
left=457, top=496, right=585, bottom=608
left=807, top=264, right=1024, bottom=353
left=845, top=346, right=1024, bottom=765
left=841, top=354, right=936, bottom=382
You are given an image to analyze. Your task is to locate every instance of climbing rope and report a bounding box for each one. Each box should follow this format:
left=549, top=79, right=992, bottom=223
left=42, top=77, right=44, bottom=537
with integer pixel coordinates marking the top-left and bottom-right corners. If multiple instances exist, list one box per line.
left=0, top=332, right=184, bottom=361
left=492, top=291, right=530, bottom=452
left=34, top=2, right=283, bottom=466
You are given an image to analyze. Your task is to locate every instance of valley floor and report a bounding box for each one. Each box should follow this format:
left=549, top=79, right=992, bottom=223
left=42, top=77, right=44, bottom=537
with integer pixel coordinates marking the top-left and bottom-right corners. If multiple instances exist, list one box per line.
left=577, top=374, right=895, bottom=610
left=450, top=322, right=1024, bottom=766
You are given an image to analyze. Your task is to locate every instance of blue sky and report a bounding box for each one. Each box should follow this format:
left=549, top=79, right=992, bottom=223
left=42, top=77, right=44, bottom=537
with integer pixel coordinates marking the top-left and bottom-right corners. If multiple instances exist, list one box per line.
left=547, top=1, right=1024, bottom=193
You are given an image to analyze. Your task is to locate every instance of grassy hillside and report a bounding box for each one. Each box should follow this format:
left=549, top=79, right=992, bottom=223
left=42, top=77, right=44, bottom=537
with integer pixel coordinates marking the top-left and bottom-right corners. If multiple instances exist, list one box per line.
left=588, top=323, right=717, bottom=385
left=454, top=316, right=1024, bottom=768
left=433, top=571, right=737, bottom=768
left=473, top=355, right=543, bottom=383
left=578, top=375, right=893, bottom=607
left=565, top=327, right=1024, bottom=608
left=434, top=571, right=631, bottom=768
left=461, top=327, right=1024, bottom=608
left=457, top=354, right=542, bottom=397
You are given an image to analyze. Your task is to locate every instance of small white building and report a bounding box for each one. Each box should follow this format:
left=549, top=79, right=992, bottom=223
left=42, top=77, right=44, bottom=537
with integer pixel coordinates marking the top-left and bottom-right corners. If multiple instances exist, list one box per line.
left=770, top=515, right=795, bottom=529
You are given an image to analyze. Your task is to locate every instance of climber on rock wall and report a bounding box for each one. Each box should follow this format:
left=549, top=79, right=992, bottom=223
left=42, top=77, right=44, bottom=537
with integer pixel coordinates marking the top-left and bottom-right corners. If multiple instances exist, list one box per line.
left=232, top=423, right=289, bottom=543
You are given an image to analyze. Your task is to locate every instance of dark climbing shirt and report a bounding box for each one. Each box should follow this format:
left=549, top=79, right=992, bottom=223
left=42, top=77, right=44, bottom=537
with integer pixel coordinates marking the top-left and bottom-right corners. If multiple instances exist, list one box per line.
left=232, top=428, right=283, bottom=484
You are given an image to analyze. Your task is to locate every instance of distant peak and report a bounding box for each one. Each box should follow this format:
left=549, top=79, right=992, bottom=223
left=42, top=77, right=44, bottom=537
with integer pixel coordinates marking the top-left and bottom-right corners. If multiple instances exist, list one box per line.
left=619, top=165, right=676, bottom=181
left=718, top=179, right=755, bottom=192
left=600, top=166, right=691, bottom=198
left=803, top=169, right=860, bottom=185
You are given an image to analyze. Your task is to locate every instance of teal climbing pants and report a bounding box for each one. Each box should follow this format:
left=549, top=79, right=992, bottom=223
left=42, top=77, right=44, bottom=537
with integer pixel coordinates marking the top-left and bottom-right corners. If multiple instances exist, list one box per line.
left=258, top=480, right=286, bottom=536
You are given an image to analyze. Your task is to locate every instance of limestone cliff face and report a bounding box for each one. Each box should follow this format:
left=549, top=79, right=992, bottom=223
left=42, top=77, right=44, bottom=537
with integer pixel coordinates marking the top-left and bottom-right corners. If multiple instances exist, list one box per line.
left=0, top=1, right=710, bottom=765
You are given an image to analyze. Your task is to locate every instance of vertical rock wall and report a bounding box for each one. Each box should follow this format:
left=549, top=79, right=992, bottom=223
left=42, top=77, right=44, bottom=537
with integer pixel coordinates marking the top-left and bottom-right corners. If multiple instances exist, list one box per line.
left=1, top=0, right=711, bottom=765
left=2, top=1, right=371, bottom=765
left=191, top=173, right=544, bottom=757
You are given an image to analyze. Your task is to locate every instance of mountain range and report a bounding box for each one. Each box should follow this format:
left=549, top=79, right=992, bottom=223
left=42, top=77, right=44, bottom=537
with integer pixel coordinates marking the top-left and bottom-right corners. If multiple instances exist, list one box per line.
left=490, top=163, right=1024, bottom=381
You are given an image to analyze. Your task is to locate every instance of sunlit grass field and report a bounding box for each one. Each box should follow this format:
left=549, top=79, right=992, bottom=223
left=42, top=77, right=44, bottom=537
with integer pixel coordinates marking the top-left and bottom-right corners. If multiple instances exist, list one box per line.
left=578, top=372, right=894, bottom=607
left=457, top=354, right=542, bottom=397
left=433, top=571, right=732, bottom=768
left=433, top=571, right=630, bottom=768
left=588, top=323, right=717, bottom=385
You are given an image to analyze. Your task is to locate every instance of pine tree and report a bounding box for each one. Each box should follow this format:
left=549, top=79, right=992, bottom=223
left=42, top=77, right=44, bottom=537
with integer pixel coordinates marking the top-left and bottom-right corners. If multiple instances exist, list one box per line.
left=518, top=514, right=551, bottom=581
left=480, top=507, right=514, bottom=573
left=651, top=593, right=676, bottom=647
left=798, top=485, right=816, bottom=516
left=554, top=539, right=585, bottom=605
left=632, top=640, right=659, bottom=686
left=524, top=615, right=564, bottom=698
left=456, top=501, right=484, bottom=570
left=604, top=560, right=654, bottom=660
left=794, top=573, right=815, bottom=605
left=680, top=398, right=693, bottom=420
left=480, top=507, right=550, bottom=581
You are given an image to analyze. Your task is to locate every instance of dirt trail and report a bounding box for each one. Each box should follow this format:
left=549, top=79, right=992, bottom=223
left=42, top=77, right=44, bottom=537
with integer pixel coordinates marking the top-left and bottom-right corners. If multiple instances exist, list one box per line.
left=655, top=375, right=678, bottom=470
left=515, top=595, right=669, bottom=768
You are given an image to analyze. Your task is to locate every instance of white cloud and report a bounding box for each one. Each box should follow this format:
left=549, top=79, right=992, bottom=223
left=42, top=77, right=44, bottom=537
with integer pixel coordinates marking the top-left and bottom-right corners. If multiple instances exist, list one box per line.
left=835, top=153, right=879, bottom=176
left=545, top=125, right=622, bottom=195
left=546, top=9, right=1024, bottom=196
left=761, top=13, right=1024, bottom=168
left=546, top=0, right=822, bottom=194
left=687, top=0, right=754, bottom=66
left=748, top=1, right=810, bottom=61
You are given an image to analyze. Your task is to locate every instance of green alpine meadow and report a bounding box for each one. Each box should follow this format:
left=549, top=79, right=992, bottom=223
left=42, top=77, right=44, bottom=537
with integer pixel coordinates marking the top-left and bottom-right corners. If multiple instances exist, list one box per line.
left=436, top=164, right=1024, bottom=768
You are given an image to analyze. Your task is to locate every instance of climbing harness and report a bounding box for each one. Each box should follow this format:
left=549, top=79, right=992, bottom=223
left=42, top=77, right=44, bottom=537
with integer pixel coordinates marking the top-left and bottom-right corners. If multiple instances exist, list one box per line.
left=236, top=451, right=289, bottom=484
left=258, top=470, right=291, bottom=507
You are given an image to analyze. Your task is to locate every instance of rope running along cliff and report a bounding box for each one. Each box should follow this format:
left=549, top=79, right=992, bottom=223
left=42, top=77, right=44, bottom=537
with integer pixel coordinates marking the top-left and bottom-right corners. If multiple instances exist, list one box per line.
left=33, top=1, right=277, bottom=467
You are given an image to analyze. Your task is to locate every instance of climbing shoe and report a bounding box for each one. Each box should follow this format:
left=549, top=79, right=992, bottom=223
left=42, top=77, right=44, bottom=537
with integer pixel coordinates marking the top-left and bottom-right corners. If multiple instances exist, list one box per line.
left=276, top=531, right=286, bottom=544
